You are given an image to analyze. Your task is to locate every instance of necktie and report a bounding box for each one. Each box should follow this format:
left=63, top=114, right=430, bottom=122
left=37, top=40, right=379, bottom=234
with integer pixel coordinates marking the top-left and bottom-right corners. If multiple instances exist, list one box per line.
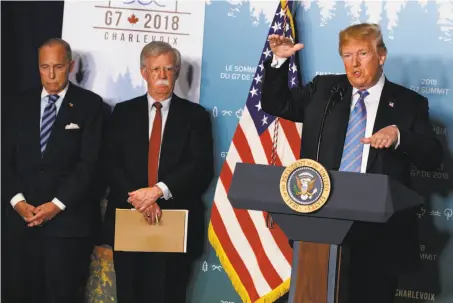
left=148, top=102, right=163, bottom=186
left=40, top=94, right=59, bottom=155
left=339, top=90, right=369, bottom=173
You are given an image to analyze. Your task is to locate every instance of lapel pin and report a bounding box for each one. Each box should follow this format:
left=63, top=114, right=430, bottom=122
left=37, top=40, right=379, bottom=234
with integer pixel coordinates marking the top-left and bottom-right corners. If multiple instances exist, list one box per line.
left=389, top=101, right=394, bottom=108
left=69, top=102, right=75, bottom=108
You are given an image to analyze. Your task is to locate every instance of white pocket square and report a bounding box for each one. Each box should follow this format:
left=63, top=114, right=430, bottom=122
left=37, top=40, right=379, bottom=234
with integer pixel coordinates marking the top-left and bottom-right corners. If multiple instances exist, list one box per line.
left=65, top=123, right=80, bottom=130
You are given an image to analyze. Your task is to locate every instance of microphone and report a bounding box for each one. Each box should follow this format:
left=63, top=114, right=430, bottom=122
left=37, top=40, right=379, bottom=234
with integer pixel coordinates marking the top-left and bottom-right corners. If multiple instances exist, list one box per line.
left=315, top=82, right=346, bottom=162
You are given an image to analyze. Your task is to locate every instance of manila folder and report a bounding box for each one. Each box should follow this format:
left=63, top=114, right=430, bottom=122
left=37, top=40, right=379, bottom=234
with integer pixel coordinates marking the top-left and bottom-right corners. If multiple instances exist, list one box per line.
left=114, top=209, right=188, bottom=253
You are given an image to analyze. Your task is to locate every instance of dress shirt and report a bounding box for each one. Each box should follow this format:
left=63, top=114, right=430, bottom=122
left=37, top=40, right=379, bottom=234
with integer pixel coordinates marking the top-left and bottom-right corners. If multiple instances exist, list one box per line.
left=270, top=55, right=400, bottom=173
left=10, top=84, right=69, bottom=210
left=147, top=94, right=173, bottom=200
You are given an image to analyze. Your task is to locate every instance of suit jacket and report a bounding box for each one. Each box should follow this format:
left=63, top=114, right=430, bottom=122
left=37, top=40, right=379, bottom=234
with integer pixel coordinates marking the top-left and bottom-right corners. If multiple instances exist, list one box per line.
left=4, top=82, right=104, bottom=238
left=102, top=94, right=214, bottom=256
left=261, top=59, right=442, bottom=274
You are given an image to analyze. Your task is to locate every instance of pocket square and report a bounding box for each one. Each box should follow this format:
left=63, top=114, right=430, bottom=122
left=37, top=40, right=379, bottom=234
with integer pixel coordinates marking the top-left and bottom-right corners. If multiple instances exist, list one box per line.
left=65, top=123, right=80, bottom=130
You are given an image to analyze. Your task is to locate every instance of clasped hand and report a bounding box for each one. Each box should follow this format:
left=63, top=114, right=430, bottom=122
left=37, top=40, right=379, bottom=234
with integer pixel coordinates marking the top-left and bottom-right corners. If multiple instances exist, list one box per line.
left=15, top=201, right=61, bottom=227
left=128, top=186, right=163, bottom=225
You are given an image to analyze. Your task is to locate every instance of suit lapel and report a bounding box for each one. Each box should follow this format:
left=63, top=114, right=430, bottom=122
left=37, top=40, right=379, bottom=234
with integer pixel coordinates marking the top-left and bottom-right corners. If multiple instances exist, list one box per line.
left=42, top=83, right=76, bottom=161
left=25, top=89, right=44, bottom=162
left=136, top=96, right=150, bottom=184
left=159, top=96, right=185, bottom=178
left=366, top=79, right=397, bottom=172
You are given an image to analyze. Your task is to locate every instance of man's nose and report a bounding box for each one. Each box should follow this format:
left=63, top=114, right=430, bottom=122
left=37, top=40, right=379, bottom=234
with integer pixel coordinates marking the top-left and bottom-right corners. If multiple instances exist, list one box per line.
left=49, top=67, right=56, bottom=79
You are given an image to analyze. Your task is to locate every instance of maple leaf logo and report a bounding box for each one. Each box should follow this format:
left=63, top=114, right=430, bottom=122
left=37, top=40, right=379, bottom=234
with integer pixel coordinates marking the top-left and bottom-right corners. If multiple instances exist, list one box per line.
left=128, top=14, right=139, bottom=25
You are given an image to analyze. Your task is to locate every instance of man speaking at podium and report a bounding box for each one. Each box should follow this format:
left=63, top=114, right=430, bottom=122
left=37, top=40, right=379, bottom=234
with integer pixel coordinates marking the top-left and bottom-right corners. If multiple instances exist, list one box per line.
left=262, top=23, right=442, bottom=303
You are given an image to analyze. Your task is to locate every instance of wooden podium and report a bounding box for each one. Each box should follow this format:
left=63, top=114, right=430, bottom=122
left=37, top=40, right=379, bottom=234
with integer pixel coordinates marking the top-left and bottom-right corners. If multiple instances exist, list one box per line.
left=227, top=163, right=423, bottom=303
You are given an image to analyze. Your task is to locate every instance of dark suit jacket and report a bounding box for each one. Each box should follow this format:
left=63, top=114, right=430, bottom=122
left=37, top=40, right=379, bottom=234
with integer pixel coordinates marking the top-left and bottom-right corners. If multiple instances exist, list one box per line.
left=102, top=94, right=214, bottom=256
left=261, top=60, right=442, bottom=274
left=4, top=82, right=104, bottom=238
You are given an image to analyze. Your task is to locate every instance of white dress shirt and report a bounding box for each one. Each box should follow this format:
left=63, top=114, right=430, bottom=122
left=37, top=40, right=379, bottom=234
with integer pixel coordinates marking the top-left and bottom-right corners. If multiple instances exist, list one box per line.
left=10, top=84, right=69, bottom=210
left=270, top=55, right=400, bottom=173
left=147, top=94, right=173, bottom=200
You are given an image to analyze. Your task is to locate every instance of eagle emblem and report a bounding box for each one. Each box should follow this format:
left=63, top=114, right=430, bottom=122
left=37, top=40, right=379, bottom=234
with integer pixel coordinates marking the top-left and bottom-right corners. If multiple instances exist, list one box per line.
left=293, top=172, right=318, bottom=201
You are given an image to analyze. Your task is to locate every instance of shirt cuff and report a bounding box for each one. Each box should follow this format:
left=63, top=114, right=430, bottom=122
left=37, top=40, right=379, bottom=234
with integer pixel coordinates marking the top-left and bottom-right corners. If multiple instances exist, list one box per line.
left=52, top=198, right=66, bottom=211
left=393, top=125, right=400, bottom=149
left=156, top=182, right=172, bottom=200
left=11, top=193, right=26, bottom=208
left=271, top=55, right=287, bottom=68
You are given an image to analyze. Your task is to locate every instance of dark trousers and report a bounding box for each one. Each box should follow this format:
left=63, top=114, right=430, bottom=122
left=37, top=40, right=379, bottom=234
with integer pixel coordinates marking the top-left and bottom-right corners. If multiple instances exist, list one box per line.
left=345, top=244, right=399, bottom=303
left=3, top=228, right=93, bottom=303
left=113, top=251, right=192, bottom=303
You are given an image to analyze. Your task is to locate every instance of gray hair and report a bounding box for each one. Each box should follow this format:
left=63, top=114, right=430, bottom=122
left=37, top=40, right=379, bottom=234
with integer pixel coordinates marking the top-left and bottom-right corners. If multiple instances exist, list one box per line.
left=140, top=41, right=181, bottom=72
left=39, top=38, right=73, bottom=62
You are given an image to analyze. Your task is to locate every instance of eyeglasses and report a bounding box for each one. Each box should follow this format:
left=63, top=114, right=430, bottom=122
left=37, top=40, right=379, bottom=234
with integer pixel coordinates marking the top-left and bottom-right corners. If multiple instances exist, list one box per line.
left=144, top=66, right=179, bottom=75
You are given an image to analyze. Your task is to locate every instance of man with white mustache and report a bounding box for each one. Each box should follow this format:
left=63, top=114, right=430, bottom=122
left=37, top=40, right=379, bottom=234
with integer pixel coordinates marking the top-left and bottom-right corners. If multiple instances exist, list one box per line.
left=262, top=23, right=442, bottom=303
left=101, top=41, right=214, bottom=303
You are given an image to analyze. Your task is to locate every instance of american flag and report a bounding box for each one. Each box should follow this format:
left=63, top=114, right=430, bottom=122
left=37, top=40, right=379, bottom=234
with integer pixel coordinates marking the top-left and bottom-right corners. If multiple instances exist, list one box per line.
left=208, top=1, right=302, bottom=302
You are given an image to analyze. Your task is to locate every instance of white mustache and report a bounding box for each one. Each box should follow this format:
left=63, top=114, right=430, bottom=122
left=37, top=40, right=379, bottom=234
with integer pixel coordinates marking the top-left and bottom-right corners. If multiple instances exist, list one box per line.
left=156, top=79, right=170, bottom=86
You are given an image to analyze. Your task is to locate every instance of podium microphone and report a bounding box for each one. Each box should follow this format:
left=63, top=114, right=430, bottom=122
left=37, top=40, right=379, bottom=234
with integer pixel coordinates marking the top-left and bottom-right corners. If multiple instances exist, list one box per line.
left=315, top=82, right=346, bottom=162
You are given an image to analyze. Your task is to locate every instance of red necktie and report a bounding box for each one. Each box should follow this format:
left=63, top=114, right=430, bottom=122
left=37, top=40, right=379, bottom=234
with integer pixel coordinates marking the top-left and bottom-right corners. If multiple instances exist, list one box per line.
left=148, top=102, right=162, bottom=187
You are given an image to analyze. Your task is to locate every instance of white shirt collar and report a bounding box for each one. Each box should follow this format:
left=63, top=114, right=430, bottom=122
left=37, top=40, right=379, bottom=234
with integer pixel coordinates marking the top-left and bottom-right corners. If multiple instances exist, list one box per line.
left=352, top=72, right=385, bottom=97
left=147, top=94, right=172, bottom=111
left=41, top=82, right=70, bottom=99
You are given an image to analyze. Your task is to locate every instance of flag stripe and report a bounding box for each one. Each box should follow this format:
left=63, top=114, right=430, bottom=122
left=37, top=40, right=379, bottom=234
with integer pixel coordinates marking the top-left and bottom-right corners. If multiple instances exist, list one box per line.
left=232, top=125, right=256, bottom=164
left=217, top=164, right=271, bottom=296
left=210, top=203, right=260, bottom=301
left=240, top=108, right=270, bottom=164
left=260, top=211, right=293, bottom=263
left=248, top=210, right=292, bottom=277
left=279, top=118, right=301, bottom=160
left=223, top=142, right=284, bottom=289
left=234, top=209, right=284, bottom=289
left=260, top=126, right=283, bottom=166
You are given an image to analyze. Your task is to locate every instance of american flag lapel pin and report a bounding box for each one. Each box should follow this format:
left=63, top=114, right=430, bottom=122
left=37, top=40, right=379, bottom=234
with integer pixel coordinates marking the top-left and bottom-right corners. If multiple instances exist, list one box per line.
left=389, top=101, right=394, bottom=108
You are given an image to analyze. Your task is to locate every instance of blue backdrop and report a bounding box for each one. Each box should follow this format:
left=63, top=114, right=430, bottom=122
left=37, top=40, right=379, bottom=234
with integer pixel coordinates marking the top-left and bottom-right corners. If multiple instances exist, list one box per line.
left=191, top=1, right=453, bottom=302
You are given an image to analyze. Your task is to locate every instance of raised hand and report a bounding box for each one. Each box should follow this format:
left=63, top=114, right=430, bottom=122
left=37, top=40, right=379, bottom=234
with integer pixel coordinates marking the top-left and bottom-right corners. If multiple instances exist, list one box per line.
left=268, top=34, right=304, bottom=58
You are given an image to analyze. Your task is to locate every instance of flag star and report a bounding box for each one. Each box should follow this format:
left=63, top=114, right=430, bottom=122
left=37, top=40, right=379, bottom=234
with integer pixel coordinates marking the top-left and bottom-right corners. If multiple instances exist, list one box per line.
left=291, top=77, right=296, bottom=86
left=250, top=86, right=258, bottom=97
left=254, top=74, right=262, bottom=84
left=271, top=21, right=282, bottom=32
left=261, top=115, right=268, bottom=126
left=285, top=23, right=290, bottom=33
left=255, top=101, right=262, bottom=111
left=258, top=62, right=264, bottom=71
left=277, top=8, right=285, bottom=18
left=263, top=48, right=272, bottom=58
left=290, top=63, right=298, bottom=73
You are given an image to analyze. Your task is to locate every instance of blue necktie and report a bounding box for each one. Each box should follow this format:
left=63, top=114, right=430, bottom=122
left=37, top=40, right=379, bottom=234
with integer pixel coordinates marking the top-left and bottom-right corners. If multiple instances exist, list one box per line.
left=339, top=90, right=369, bottom=173
left=40, top=94, right=59, bottom=155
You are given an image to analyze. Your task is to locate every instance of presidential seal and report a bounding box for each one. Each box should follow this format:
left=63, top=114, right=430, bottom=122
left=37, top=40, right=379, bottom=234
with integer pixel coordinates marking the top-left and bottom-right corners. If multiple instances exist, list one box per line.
left=280, top=159, right=331, bottom=213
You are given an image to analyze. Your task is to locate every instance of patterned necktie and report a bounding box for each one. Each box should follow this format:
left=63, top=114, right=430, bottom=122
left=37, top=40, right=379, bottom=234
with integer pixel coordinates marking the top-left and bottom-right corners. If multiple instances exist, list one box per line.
left=40, top=94, right=59, bottom=155
left=339, top=90, right=369, bottom=173
left=148, top=102, right=163, bottom=186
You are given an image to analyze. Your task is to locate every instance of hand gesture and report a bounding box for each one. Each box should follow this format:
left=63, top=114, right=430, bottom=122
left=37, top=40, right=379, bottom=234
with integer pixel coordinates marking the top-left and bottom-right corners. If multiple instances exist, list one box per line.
left=268, top=34, right=304, bottom=58
left=128, top=186, right=163, bottom=213
left=361, top=125, right=399, bottom=149
left=25, top=202, right=61, bottom=227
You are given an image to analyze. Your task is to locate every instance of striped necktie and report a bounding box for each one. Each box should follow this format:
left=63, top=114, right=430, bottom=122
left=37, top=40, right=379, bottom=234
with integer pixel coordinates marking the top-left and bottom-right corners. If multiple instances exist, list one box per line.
left=40, top=94, right=59, bottom=155
left=339, top=90, right=369, bottom=173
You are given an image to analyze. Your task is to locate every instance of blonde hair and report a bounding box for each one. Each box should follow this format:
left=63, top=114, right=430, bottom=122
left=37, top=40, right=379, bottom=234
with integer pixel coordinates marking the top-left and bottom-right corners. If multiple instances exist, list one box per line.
left=338, top=23, right=387, bottom=55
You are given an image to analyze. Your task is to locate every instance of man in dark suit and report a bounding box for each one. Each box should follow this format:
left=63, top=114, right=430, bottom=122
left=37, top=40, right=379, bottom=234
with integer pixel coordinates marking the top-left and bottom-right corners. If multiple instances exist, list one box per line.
left=262, top=23, right=442, bottom=303
left=3, top=38, right=104, bottom=303
left=102, top=41, right=213, bottom=303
